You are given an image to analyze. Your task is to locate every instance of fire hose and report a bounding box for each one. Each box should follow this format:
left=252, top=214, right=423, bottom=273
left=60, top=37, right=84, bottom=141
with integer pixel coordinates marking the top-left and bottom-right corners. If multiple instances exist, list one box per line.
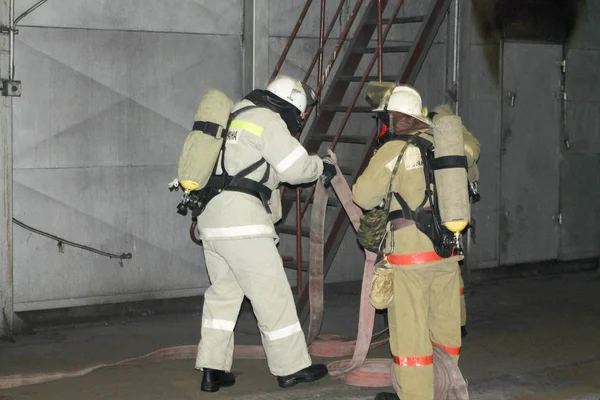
left=0, top=156, right=469, bottom=399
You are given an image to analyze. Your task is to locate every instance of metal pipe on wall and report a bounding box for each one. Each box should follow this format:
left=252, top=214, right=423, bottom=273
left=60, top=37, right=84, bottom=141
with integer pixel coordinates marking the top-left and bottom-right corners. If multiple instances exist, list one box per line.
left=318, top=0, right=326, bottom=86
left=0, top=0, right=16, bottom=341
left=560, top=45, right=570, bottom=149
left=1, top=0, right=48, bottom=337
left=452, top=0, right=460, bottom=113
left=8, top=0, right=14, bottom=81
left=6, top=0, right=50, bottom=81
left=377, top=0, right=383, bottom=81
left=317, top=0, right=326, bottom=115
left=15, top=0, right=49, bottom=26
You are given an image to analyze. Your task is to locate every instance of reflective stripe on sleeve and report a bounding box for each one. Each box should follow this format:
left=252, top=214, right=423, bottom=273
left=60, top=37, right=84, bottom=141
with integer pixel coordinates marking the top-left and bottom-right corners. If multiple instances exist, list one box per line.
left=275, top=146, right=307, bottom=173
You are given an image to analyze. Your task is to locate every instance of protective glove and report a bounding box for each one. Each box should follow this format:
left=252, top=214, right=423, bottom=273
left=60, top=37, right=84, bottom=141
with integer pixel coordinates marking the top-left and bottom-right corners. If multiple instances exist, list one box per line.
left=321, top=156, right=337, bottom=187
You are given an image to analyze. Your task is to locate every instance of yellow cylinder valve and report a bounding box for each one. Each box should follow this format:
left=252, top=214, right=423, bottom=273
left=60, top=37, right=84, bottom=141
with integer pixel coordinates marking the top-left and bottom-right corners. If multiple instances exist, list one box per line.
left=444, top=219, right=468, bottom=234
left=444, top=219, right=469, bottom=243
left=179, top=180, right=200, bottom=193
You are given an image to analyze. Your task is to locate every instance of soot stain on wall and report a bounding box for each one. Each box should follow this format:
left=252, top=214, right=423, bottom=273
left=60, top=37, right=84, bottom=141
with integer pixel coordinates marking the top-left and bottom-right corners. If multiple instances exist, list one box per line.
left=471, top=0, right=586, bottom=85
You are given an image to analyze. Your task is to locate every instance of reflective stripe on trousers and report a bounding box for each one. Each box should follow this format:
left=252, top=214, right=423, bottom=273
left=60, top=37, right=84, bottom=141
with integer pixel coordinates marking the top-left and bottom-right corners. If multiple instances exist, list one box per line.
left=393, top=341, right=461, bottom=367
left=393, top=354, right=433, bottom=367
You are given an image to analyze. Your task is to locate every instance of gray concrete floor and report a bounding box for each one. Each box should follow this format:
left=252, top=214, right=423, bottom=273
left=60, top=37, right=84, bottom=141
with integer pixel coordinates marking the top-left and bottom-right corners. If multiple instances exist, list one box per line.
left=1, top=270, right=600, bottom=399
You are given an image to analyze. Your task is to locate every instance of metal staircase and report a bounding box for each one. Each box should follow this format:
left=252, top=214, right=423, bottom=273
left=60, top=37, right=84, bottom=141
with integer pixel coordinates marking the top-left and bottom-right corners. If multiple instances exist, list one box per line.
left=271, top=0, right=454, bottom=314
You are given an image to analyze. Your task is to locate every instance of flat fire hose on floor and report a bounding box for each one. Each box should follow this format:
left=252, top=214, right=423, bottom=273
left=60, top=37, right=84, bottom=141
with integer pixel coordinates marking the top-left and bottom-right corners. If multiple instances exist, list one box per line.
left=0, top=156, right=468, bottom=399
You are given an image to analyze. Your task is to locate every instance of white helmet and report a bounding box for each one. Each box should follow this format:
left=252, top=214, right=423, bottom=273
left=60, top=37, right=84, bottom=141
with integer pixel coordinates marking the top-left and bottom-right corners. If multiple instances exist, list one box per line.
left=266, top=75, right=317, bottom=117
left=380, top=85, right=431, bottom=126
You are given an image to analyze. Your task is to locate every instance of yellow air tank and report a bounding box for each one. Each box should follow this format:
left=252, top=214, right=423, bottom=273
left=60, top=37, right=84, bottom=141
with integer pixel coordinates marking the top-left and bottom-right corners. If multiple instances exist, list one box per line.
left=432, top=115, right=471, bottom=245
left=178, top=89, right=233, bottom=193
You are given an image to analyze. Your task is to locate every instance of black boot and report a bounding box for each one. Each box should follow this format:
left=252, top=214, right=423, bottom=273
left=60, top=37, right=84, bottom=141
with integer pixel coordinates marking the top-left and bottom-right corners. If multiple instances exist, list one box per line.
left=201, top=368, right=236, bottom=392
left=277, top=364, right=328, bottom=388
left=375, top=393, right=400, bottom=400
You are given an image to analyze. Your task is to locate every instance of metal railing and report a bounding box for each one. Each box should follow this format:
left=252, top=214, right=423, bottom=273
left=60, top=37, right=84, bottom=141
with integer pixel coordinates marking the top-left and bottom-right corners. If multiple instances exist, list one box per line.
left=269, top=0, right=400, bottom=293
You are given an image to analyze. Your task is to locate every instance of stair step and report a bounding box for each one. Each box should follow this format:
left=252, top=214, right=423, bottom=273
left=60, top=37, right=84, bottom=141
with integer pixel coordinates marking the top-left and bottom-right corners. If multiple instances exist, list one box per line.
left=354, top=45, right=411, bottom=54
left=337, top=75, right=397, bottom=82
left=366, top=16, right=425, bottom=25
left=320, top=105, right=373, bottom=113
left=310, top=134, right=370, bottom=144
left=283, top=259, right=309, bottom=272
left=283, top=190, right=340, bottom=207
left=277, top=224, right=311, bottom=237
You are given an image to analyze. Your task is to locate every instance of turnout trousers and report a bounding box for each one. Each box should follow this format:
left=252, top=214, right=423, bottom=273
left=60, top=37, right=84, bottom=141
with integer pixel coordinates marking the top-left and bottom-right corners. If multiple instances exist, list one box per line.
left=388, top=258, right=462, bottom=400
left=195, top=237, right=312, bottom=376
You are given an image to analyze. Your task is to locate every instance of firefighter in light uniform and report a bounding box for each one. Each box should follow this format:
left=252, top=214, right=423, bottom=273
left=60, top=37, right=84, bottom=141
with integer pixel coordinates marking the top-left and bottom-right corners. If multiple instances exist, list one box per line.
left=374, top=104, right=480, bottom=339
left=353, top=86, right=464, bottom=400
left=195, top=75, right=336, bottom=392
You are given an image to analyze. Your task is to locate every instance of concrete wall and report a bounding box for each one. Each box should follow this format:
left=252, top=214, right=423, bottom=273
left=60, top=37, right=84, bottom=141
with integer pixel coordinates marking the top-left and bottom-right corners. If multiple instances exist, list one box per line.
left=8, top=0, right=466, bottom=311
left=12, top=0, right=244, bottom=311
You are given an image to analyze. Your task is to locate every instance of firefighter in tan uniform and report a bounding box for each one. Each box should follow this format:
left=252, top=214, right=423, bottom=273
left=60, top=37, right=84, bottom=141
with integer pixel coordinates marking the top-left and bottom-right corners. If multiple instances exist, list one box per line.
left=374, top=103, right=480, bottom=339
left=195, top=76, right=337, bottom=392
left=353, top=86, right=465, bottom=400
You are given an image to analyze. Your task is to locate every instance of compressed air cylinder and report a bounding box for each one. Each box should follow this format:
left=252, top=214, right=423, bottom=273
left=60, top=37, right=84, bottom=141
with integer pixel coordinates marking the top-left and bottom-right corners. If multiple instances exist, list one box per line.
left=177, top=89, right=233, bottom=192
left=433, top=115, right=470, bottom=234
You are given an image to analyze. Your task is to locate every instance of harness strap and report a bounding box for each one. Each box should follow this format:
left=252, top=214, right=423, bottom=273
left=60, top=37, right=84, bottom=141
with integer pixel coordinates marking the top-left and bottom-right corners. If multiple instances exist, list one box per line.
left=393, top=192, right=416, bottom=221
left=224, top=177, right=272, bottom=201
left=218, top=105, right=274, bottom=213
left=219, top=105, right=258, bottom=178
left=192, top=120, right=223, bottom=138
left=433, top=155, right=468, bottom=171
left=206, top=167, right=272, bottom=204
left=387, top=209, right=406, bottom=221
left=226, top=158, right=272, bottom=212
left=389, top=135, right=433, bottom=213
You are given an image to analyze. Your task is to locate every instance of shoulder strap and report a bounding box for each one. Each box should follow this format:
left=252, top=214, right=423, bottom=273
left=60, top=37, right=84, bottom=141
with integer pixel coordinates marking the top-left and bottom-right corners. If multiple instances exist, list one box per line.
left=375, top=137, right=416, bottom=255
left=224, top=105, right=271, bottom=187
left=382, top=136, right=416, bottom=217
left=228, top=105, right=258, bottom=126
left=387, top=133, right=431, bottom=217
left=220, top=105, right=258, bottom=178
left=411, top=135, right=435, bottom=210
left=230, top=158, right=266, bottom=185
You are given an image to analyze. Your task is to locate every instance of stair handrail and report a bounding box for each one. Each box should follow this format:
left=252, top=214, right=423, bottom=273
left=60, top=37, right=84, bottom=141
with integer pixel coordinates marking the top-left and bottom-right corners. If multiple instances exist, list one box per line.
left=299, top=0, right=404, bottom=219
left=269, top=0, right=377, bottom=293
